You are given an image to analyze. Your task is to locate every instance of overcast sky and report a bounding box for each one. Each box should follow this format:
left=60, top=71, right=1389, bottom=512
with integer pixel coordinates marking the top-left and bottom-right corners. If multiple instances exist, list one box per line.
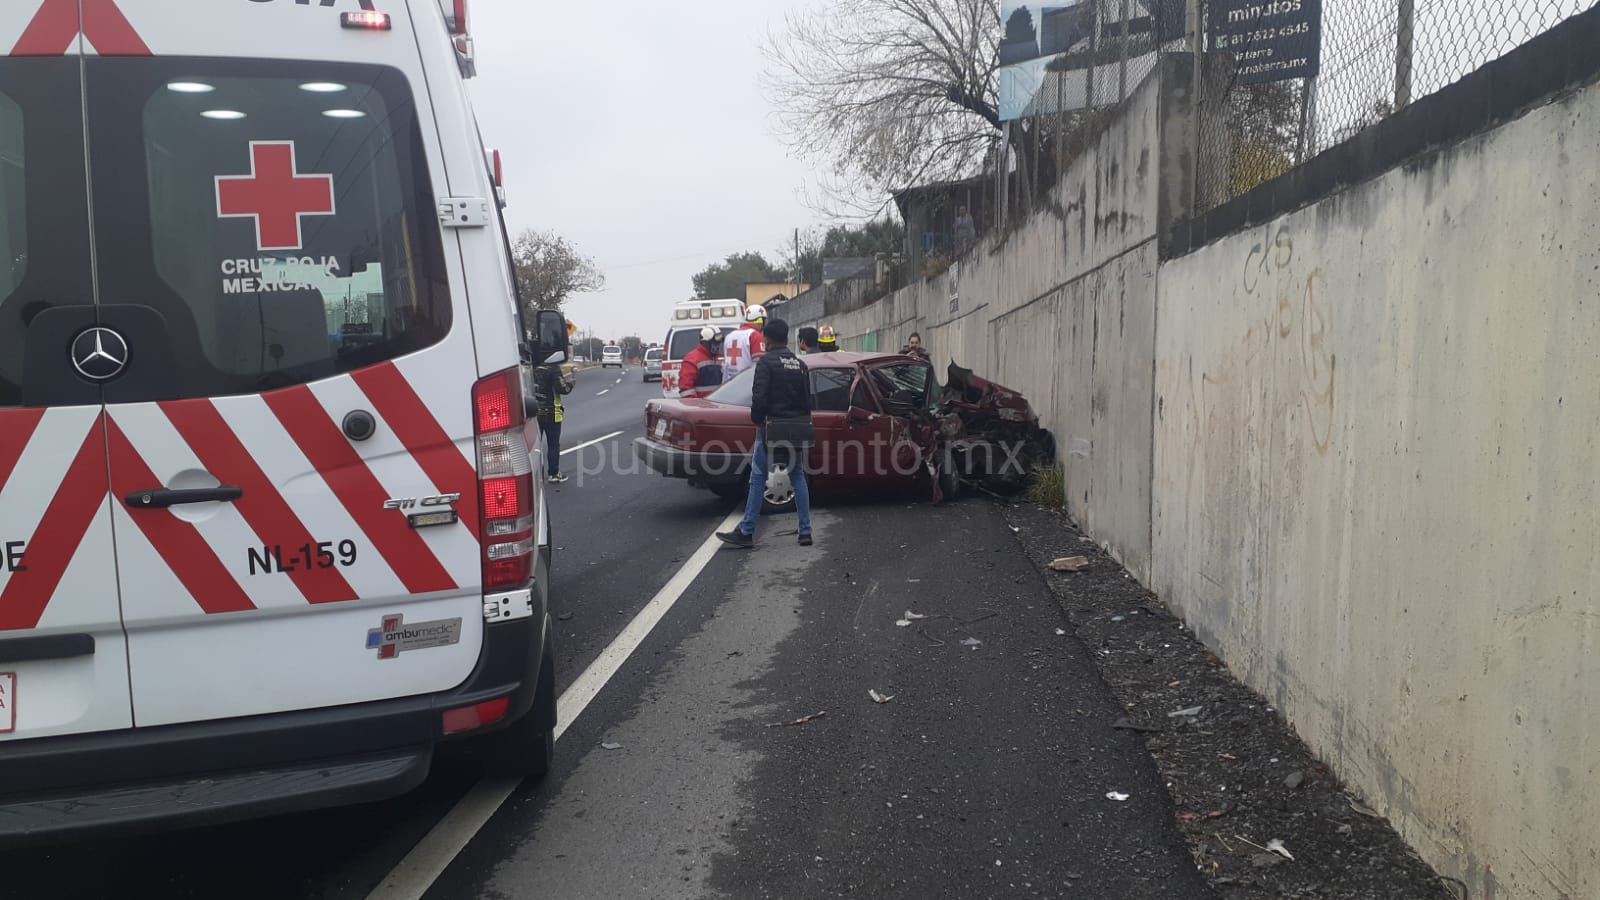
left=468, top=0, right=826, bottom=345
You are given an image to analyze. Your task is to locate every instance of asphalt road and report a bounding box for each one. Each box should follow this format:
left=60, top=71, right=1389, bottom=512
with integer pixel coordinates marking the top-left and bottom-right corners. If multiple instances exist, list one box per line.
left=1, top=365, right=1215, bottom=900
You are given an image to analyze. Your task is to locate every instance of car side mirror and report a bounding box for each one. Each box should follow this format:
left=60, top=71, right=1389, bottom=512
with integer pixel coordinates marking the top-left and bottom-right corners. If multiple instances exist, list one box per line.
left=530, top=309, right=569, bottom=366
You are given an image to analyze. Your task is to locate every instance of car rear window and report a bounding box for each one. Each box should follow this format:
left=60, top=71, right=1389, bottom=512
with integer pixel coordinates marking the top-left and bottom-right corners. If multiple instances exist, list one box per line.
left=708, top=367, right=755, bottom=407
left=645, top=349, right=663, bottom=361
left=86, top=58, right=452, bottom=399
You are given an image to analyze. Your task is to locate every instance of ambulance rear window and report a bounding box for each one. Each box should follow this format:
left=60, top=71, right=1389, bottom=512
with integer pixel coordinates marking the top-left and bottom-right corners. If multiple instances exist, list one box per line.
left=0, top=94, right=23, bottom=305
left=84, top=58, right=451, bottom=399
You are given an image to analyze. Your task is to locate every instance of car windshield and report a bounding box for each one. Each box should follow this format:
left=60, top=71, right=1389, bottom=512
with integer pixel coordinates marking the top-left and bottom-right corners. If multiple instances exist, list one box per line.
left=868, top=363, right=932, bottom=415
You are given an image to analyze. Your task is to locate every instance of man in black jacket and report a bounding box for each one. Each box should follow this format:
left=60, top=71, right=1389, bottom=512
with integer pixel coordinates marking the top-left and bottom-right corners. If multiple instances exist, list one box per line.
left=718, top=318, right=814, bottom=548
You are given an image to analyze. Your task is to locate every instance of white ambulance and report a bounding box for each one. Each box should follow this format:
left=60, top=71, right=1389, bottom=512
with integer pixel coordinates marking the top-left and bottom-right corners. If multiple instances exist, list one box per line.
left=0, top=0, right=567, bottom=841
left=658, top=298, right=742, bottom=398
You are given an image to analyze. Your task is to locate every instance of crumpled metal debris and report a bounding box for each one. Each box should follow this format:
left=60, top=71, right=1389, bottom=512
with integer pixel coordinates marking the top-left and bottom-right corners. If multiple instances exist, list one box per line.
left=935, top=363, right=1057, bottom=493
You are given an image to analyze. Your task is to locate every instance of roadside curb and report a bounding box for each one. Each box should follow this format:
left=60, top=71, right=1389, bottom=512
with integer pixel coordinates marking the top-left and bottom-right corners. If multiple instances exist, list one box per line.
left=996, top=500, right=1461, bottom=900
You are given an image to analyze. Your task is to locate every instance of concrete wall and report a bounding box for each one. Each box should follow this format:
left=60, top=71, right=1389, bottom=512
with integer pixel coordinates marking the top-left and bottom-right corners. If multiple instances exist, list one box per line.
left=789, top=28, right=1600, bottom=897
left=792, top=58, right=1176, bottom=579
left=1152, top=84, right=1600, bottom=900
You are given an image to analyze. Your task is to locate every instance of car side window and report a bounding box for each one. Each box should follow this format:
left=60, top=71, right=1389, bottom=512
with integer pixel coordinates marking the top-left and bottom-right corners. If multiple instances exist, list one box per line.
left=810, top=368, right=851, bottom=412
left=850, top=378, right=878, bottom=413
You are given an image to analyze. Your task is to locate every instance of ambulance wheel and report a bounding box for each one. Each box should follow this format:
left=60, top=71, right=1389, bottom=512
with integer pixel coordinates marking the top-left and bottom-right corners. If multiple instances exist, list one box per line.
left=483, top=629, right=556, bottom=779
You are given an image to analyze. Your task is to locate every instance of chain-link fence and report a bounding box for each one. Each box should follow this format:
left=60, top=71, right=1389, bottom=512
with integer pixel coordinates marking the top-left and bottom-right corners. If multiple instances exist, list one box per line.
left=1199, top=0, right=1599, bottom=214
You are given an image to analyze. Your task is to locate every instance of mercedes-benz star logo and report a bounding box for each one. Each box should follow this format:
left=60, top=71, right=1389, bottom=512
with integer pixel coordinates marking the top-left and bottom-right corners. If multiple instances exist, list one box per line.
left=71, top=327, right=130, bottom=382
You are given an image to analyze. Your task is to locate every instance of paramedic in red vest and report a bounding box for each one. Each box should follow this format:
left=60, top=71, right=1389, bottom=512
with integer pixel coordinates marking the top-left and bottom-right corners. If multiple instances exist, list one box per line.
left=723, top=304, right=768, bottom=378
left=677, top=325, right=726, bottom=399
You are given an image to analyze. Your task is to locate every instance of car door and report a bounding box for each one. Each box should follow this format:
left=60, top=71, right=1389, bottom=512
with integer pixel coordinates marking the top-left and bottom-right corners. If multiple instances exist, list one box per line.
left=806, top=366, right=853, bottom=483
left=79, top=23, right=486, bottom=727
left=0, top=22, right=135, bottom=742
left=864, top=361, right=937, bottom=480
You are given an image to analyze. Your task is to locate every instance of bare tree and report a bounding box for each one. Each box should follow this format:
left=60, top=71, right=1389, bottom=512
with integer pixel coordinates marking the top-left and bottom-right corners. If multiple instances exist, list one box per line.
left=510, top=229, right=605, bottom=319
left=765, top=0, right=1006, bottom=214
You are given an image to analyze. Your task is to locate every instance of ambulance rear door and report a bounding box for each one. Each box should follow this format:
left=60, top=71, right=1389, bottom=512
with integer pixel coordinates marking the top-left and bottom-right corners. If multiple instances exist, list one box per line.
left=0, top=8, right=133, bottom=742
left=81, top=0, right=489, bottom=727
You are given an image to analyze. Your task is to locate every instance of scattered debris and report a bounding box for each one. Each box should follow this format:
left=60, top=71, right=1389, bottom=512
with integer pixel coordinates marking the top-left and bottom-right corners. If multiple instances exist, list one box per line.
left=960, top=637, right=983, bottom=648
left=1251, top=852, right=1287, bottom=869
left=600, top=742, right=623, bottom=751
left=1050, top=556, right=1091, bottom=572
left=958, top=611, right=998, bottom=626
left=1111, top=615, right=1126, bottom=622
left=766, top=711, right=827, bottom=728
left=1266, top=839, right=1295, bottom=861
left=1112, top=718, right=1163, bottom=734
left=1168, top=706, right=1204, bottom=718
left=1009, top=525, right=1021, bottom=533
left=1284, top=770, right=1307, bottom=790
left=1337, top=824, right=1354, bottom=836
left=916, top=628, right=946, bottom=647
left=556, top=612, right=573, bottom=621
left=1055, top=627, right=1066, bottom=635
left=1106, top=791, right=1130, bottom=802
left=1350, top=799, right=1381, bottom=818
left=868, top=689, right=896, bottom=705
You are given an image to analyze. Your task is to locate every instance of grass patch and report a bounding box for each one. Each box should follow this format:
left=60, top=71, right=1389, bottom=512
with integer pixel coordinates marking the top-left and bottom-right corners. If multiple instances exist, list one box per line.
left=1026, top=464, right=1065, bottom=508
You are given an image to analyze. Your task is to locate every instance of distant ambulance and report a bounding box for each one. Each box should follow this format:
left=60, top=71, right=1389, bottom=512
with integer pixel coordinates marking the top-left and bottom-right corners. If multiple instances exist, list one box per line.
left=0, top=0, right=567, bottom=839
left=659, top=298, right=742, bottom=398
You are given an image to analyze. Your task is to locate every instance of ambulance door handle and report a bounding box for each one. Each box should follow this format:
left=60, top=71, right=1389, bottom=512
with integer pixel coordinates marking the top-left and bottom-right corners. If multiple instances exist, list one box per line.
left=125, top=486, right=245, bottom=510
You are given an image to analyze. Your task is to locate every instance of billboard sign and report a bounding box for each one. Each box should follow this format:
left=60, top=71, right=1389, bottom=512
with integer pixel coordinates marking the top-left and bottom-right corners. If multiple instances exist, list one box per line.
left=999, top=0, right=1183, bottom=121
left=1209, top=0, right=1323, bottom=84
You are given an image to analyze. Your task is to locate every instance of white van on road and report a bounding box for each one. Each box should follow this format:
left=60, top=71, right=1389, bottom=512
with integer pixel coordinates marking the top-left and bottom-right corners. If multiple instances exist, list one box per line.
left=0, top=0, right=565, bottom=841
left=602, top=345, right=624, bottom=368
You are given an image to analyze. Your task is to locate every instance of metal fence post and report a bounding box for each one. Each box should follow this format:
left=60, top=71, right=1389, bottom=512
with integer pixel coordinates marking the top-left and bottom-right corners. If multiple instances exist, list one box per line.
left=1395, top=0, right=1416, bottom=108
left=1188, top=0, right=1202, bottom=217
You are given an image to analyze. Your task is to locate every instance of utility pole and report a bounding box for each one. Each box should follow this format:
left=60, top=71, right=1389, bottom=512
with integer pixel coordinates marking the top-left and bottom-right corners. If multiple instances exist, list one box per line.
left=1394, top=0, right=1415, bottom=109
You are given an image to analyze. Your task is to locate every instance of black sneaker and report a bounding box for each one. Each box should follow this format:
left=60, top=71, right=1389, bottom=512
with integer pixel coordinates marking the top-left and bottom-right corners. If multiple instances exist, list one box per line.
left=798, top=533, right=813, bottom=546
left=716, top=530, right=753, bottom=549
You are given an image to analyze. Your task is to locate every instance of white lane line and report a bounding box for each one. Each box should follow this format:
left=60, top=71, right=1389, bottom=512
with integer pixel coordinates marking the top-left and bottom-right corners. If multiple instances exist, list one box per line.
left=366, top=509, right=744, bottom=900
left=560, top=430, right=624, bottom=457
left=596, top=389, right=610, bottom=396
left=614, top=377, right=623, bottom=384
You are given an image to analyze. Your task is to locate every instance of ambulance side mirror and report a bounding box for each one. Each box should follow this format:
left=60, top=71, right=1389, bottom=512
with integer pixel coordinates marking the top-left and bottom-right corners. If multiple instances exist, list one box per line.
left=531, top=309, right=569, bottom=366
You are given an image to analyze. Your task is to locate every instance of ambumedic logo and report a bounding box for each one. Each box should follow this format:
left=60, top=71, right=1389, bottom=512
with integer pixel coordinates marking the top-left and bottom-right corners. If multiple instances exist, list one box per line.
left=365, top=613, right=463, bottom=659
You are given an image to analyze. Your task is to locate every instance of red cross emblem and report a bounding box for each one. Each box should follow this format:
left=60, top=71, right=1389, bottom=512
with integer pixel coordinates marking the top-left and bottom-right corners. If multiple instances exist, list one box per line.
left=215, top=142, right=337, bottom=253
left=725, top=342, right=744, bottom=367
left=11, top=0, right=150, bottom=56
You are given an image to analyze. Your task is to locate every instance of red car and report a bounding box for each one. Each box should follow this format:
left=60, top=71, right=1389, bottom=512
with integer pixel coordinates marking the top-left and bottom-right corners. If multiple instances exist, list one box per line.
left=634, top=352, right=956, bottom=511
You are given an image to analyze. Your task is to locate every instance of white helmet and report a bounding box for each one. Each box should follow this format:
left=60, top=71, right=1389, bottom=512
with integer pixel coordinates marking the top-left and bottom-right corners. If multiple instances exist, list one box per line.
left=745, top=304, right=767, bottom=323
left=700, top=325, right=718, bottom=341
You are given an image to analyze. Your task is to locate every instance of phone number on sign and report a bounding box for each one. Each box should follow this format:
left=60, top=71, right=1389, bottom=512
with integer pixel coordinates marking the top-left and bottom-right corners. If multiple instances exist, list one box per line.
left=1215, top=21, right=1312, bottom=48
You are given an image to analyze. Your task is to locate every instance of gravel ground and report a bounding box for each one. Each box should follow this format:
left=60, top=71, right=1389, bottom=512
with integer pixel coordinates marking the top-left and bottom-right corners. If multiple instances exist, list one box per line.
left=1002, top=500, right=1463, bottom=900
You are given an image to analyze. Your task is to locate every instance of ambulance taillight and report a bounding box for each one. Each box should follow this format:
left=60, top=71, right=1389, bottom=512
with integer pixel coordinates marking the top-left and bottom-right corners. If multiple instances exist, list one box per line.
left=340, top=11, right=393, bottom=30
left=473, top=369, right=535, bottom=590
left=448, top=0, right=470, bottom=34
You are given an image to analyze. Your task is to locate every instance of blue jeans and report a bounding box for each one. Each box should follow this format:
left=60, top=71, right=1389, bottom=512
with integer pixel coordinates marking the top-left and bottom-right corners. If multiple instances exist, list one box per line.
left=738, top=433, right=811, bottom=537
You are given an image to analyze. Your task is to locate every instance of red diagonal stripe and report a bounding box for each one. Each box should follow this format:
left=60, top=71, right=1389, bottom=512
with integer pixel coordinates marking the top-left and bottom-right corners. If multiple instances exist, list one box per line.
left=106, top=420, right=255, bottom=616
left=12, top=0, right=78, bottom=56
left=162, top=399, right=359, bottom=606
left=0, top=409, right=47, bottom=492
left=351, top=363, right=480, bottom=543
left=263, top=386, right=457, bottom=595
left=82, top=0, right=149, bottom=56
left=0, top=415, right=108, bottom=631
